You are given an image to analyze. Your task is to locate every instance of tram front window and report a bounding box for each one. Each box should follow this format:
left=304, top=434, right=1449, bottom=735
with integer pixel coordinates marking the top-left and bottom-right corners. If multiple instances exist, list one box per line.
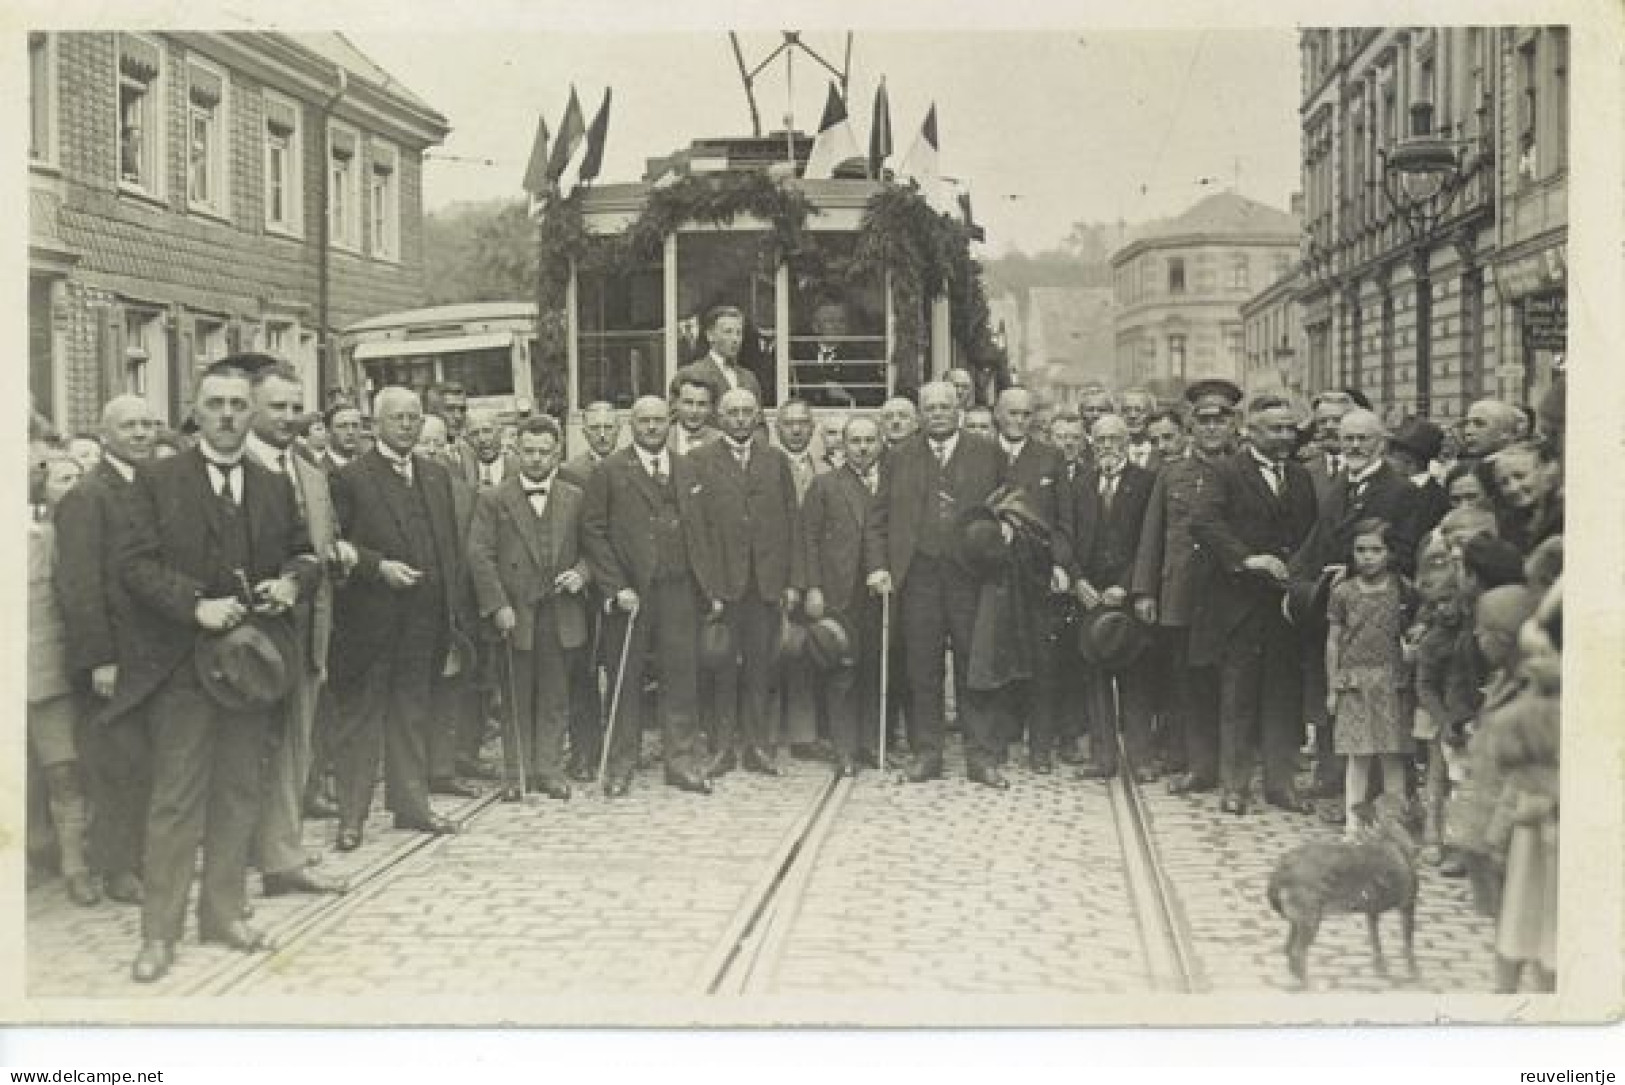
left=789, top=236, right=887, bottom=408
left=675, top=232, right=778, bottom=406
left=439, top=348, right=516, bottom=398
left=577, top=264, right=663, bottom=410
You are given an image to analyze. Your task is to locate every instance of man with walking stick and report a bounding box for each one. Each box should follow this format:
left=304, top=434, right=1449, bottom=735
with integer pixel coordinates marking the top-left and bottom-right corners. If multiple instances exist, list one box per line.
left=802, top=414, right=886, bottom=776
left=467, top=416, right=589, bottom=802
left=580, top=396, right=711, bottom=796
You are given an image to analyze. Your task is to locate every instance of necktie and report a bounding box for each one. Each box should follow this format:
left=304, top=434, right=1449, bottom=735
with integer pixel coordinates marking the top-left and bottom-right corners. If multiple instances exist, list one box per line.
left=481, top=462, right=494, bottom=487
left=1268, top=462, right=1284, bottom=496
left=1066, top=461, right=1077, bottom=482
left=732, top=443, right=750, bottom=470
left=208, top=461, right=241, bottom=505
left=390, top=456, right=413, bottom=486
left=1099, top=470, right=1119, bottom=509
left=650, top=456, right=668, bottom=487
left=863, top=469, right=878, bottom=495
left=933, top=442, right=950, bottom=468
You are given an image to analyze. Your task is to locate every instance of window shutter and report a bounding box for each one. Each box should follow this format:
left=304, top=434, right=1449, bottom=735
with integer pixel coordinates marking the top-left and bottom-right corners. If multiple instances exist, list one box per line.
left=118, top=34, right=161, bottom=84
left=265, top=97, right=298, bottom=136
left=97, top=307, right=127, bottom=403
left=330, top=127, right=357, bottom=160
left=188, top=63, right=223, bottom=108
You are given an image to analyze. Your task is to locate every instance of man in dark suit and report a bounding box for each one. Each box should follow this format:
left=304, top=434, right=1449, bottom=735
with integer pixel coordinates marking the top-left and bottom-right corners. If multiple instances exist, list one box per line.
left=243, top=360, right=350, bottom=898
left=672, top=306, right=763, bottom=409
left=320, top=403, right=364, bottom=474
left=802, top=414, right=885, bottom=775
left=113, top=361, right=318, bottom=981
left=1132, top=380, right=1240, bottom=794
left=1293, top=406, right=1422, bottom=818
left=1120, top=387, right=1162, bottom=473
left=686, top=388, right=803, bottom=775
left=1045, top=408, right=1093, bottom=764
left=1189, top=395, right=1319, bottom=816
left=1301, top=390, right=1354, bottom=512
left=580, top=396, right=711, bottom=795
left=1071, top=414, right=1157, bottom=780
left=458, top=406, right=519, bottom=491
left=992, top=386, right=1073, bottom=772
left=54, top=393, right=159, bottom=906
left=328, top=387, right=466, bottom=850
left=772, top=398, right=829, bottom=758
left=467, top=416, right=589, bottom=801
left=1386, top=417, right=1449, bottom=542
left=558, top=401, right=621, bottom=780
left=866, top=380, right=1009, bottom=787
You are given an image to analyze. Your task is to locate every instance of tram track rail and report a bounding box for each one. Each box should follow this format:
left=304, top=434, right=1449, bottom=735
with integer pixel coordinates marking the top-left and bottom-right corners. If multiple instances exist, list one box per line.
left=1109, top=738, right=1203, bottom=994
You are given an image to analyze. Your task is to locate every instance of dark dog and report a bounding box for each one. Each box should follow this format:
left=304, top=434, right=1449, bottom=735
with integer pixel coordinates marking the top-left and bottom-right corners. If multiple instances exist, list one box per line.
left=1267, top=797, right=1419, bottom=987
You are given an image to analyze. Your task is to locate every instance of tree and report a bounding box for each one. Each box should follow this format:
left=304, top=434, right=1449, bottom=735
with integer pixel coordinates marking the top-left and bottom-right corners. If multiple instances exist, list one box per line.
left=421, top=200, right=537, bottom=305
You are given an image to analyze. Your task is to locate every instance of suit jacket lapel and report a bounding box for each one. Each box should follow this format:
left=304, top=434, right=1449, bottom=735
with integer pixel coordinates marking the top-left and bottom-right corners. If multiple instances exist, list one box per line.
left=364, top=451, right=417, bottom=546
left=501, top=478, right=549, bottom=571
left=624, top=450, right=663, bottom=512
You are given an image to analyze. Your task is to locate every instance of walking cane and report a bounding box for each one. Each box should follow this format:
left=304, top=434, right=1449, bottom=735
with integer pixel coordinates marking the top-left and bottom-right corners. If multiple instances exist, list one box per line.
left=597, top=600, right=641, bottom=790
left=877, top=592, right=891, bottom=774
left=502, top=636, right=529, bottom=800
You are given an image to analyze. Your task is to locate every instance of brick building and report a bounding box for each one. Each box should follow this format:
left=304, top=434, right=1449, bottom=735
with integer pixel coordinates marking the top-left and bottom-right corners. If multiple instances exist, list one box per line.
left=1109, top=192, right=1300, bottom=401
left=28, top=31, right=449, bottom=433
left=1292, top=27, right=1567, bottom=422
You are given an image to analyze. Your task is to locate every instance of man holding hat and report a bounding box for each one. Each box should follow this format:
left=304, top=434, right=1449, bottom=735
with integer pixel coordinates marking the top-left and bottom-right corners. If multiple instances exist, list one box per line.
left=113, top=359, right=318, bottom=982
left=1189, top=394, right=1319, bottom=816
left=1132, top=377, right=1240, bottom=794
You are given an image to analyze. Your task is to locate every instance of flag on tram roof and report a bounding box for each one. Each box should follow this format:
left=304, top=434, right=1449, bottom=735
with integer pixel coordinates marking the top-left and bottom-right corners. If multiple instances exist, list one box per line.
left=578, top=87, right=613, bottom=185
left=521, top=114, right=551, bottom=196
left=546, top=87, right=586, bottom=184
left=868, top=78, right=892, bottom=180
left=896, top=103, right=948, bottom=213
left=803, top=82, right=864, bottom=181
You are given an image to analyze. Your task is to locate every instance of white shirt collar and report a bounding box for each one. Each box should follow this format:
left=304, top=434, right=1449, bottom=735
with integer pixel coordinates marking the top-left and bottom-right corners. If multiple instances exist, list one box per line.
left=378, top=445, right=413, bottom=470
left=1348, top=459, right=1383, bottom=485
left=326, top=449, right=350, bottom=468
left=999, top=436, right=1026, bottom=459
left=635, top=445, right=668, bottom=472
left=930, top=432, right=961, bottom=458
left=200, top=443, right=246, bottom=468
left=247, top=433, right=292, bottom=472
left=1411, top=470, right=1433, bottom=488
left=477, top=455, right=506, bottom=482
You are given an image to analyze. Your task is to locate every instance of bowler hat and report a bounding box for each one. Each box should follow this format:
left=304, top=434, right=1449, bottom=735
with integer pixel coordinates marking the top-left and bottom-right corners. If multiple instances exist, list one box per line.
left=1074, top=606, right=1150, bottom=671
left=957, top=507, right=1009, bottom=580
left=805, top=615, right=855, bottom=671
left=1390, top=417, right=1445, bottom=464
left=697, top=614, right=736, bottom=671
left=194, top=614, right=298, bottom=712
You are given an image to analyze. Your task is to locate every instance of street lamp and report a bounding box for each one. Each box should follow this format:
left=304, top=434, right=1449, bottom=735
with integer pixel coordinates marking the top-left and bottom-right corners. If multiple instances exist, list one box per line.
left=1379, top=102, right=1472, bottom=418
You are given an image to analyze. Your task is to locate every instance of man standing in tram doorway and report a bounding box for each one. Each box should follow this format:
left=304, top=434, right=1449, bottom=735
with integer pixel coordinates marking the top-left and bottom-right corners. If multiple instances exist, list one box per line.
left=674, top=306, right=763, bottom=407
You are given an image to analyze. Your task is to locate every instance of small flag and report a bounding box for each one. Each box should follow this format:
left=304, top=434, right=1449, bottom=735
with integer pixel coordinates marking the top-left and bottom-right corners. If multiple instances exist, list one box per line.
left=556, top=87, right=602, bottom=199
left=579, top=87, right=613, bottom=185
left=897, top=103, right=946, bottom=211
left=869, top=78, right=892, bottom=179
left=803, top=82, right=864, bottom=180
left=521, top=114, right=551, bottom=196
left=546, top=87, right=585, bottom=184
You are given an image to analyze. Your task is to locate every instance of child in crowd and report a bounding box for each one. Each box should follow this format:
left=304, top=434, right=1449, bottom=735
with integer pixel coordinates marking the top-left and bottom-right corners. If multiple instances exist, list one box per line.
left=1325, top=518, right=1416, bottom=838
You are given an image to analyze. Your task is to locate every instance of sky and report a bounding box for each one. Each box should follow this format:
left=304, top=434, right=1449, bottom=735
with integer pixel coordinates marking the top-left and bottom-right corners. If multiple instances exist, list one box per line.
left=349, top=28, right=1303, bottom=254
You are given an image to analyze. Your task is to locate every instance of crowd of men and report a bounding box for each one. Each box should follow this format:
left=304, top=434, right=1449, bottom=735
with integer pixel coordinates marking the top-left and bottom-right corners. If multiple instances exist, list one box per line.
left=27, top=300, right=1566, bottom=988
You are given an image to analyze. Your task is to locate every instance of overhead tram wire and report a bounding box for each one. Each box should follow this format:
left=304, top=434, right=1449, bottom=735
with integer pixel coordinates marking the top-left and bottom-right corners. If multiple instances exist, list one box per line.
left=1133, top=29, right=1209, bottom=206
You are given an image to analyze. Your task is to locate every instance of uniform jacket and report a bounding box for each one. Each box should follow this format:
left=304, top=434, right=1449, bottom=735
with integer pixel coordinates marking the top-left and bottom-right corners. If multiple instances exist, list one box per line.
left=466, top=474, right=590, bottom=654
left=865, top=431, right=1006, bottom=591
left=53, top=459, right=139, bottom=678
left=1188, top=450, right=1317, bottom=662
left=247, top=444, right=339, bottom=675
left=1071, top=462, right=1155, bottom=591
left=580, top=445, right=706, bottom=597
left=329, top=448, right=466, bottom=685
left=685, top=435, right=804, bottom=604
left=1131, top=454, right=1219, bottom=628
left=802, top=463, right=880, bottom=615
left=108, top=447, right=316, bottom=725
left=1001, top=438, right=1073, bottom=569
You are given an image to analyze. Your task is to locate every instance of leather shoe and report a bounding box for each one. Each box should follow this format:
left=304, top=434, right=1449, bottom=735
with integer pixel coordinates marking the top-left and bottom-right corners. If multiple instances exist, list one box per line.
left=335, top=827, right=363, bottom=852
left=1030, top=753, right=1056, bottom=775
left=1078, top=763, right=1116, bottom=781
left=530, top=776, right=572, bottom=801
left=604, top=773, right=632, bottom=798
left=66, top=872, right=101, bottom=907
left=707, top=749, right=737, bottom=778
left=903, top=756, right=943, bottom=783
left=1220, top=791, right=1249, bottom=816
left=104, top=872, right=144, bottom=905
left=742, top=746, right=782, bottom=776
left=303, top=796, right=340, bottom=820
left=1167, top=773, right=1217, bottom=796
left=968, top=764, right=1010, bottom=790
left=1264, top=789, right=1316, bottom=815
left=394, top=814, right=459, bottom=835
left=200, top=919, right=273, bottom=953
left=499, top=785, right=523, bottom=803
left=664, top=767, right=712, bottom=795
left=263, top=868, right=349, bottom=897
left=131, top=940, right=173, bottom=983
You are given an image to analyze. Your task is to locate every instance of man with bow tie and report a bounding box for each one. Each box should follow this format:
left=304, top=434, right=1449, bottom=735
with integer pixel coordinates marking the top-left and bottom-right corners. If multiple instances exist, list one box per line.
left=467, top=416, right=590, bottom=802
left=113, top=360, right=318, bottom=982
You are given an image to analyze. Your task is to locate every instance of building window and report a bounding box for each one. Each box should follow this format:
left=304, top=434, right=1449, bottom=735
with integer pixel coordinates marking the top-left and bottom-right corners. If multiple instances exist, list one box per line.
left=186, top=59, right=228, bottom=215
left=29, top=32, right=55, bottom=165
left=1225, top=326, right=1244, bottom=369
left=1230, top=255, right=1250, bottom=291
left=193, top=316, right=229, bottom=367
left=1167, top=334, right=1187, bottom=380
left=1518, top=35, right=1539, bottom=185
left=117, top=33, right=164, bottom=194
left=1552, top=30, right=1569, bottom=174
left=264, top=92, right=302, bottom=236
left=368, top=142, right=399, bottom=261
left=264, top=320, right=294, bottom=358
left=328, top=123, right=361, bottom=251
left=123, top=307, right=168, bottom=416
left=1167, top=257, right=1186, bottom=295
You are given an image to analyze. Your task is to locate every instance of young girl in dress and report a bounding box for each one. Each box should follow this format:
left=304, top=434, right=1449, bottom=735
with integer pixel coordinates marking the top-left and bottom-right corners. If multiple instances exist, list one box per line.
left=1325, top=518, right=1415, bottom=837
